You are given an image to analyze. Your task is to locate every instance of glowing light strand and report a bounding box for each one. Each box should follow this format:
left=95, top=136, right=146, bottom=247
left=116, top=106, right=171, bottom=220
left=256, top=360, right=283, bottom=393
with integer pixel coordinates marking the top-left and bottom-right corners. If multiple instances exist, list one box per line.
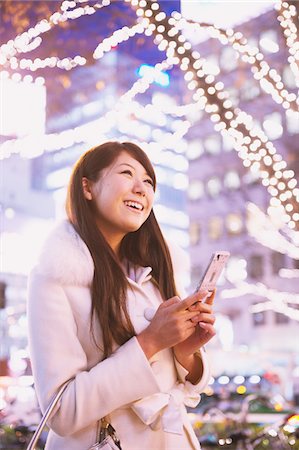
left=5, top=22, right=146, bottom=71
left=222, top=281, right=299, bottom=321
left=178, top=18, right=298, bottom=112
left=129, top=0, right=299, bottom=228
left=246, top=203, right=299, bottom=258
left=0, top=0, right=111, bottom=67
left=0, top=58, right=173, bottom=159
left=275, top=0, right=299, bottom=87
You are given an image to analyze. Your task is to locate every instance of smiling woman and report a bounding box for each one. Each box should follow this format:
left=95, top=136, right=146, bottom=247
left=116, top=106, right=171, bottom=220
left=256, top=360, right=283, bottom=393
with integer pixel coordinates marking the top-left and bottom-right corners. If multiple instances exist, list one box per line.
left=27, top=141, right=217, bottom=450
left=81, top=151, right=155, bottom=252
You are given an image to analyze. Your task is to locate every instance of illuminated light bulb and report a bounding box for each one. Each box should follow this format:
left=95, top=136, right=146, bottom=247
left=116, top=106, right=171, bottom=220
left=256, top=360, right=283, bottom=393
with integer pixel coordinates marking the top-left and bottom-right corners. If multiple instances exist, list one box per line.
left=223, top=100, right=233, bottom=109
left=187, top=80, right=198, bottom=90
left=184, top=71, right=194, bottom=81
left=215, top=81, right=224, bottom=90
left=286, top=204, right=293, bottom=212
left=263, top=156, right=272, bottom=166
left=143, top=9, right=154, bottom=21
left=211, top=114, right=221, bottom=122
left=177, top=46, right=186, bottom=54
left=206, top=86, right=215, bottom=95
left=157, top=25, right=165, bottom=33
left=224, top=111, right=233, bottom=119
left=205, top=75, right=215, bottom=84
left=155, top=12, right=166, bottom=21
left=288, top=179, right=297, bottom=189
left=151, top=2, right=159, bottom=10
left=278, top=182, right=286, bottom=190
left=192, top=51, right=200, bottom=59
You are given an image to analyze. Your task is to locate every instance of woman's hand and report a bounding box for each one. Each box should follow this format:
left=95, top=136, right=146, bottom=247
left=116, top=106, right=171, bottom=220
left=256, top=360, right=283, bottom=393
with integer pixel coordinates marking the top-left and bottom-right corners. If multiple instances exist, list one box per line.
left=173, top=289, right=216, bottom=362
left=137, top=292, right=206, bottom=360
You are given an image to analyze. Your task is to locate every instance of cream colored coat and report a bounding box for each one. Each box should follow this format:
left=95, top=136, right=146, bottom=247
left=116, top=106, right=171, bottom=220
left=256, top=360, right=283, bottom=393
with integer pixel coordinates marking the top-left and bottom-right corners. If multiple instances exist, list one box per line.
left=27, top=221, right=210, bottom=450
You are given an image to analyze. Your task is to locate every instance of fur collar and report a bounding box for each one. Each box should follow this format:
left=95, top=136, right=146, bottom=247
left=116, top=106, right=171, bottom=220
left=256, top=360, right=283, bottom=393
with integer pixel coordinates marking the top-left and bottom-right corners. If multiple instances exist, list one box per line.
left=34, top=220, right=94, bottom=287
left=33, top=220, right=189, bottom=293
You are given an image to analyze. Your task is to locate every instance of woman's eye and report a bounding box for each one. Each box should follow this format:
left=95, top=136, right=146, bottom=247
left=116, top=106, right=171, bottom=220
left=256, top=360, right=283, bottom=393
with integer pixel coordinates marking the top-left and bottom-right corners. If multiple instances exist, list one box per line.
left=144, top=179, right=154, bottom=187
left=121, top=170, right=133, bottom=176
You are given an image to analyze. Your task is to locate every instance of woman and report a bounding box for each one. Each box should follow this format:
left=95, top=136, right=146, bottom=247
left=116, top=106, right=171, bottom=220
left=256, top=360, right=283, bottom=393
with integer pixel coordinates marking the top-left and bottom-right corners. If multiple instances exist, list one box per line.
left=27, top=141, right=216, bottom=450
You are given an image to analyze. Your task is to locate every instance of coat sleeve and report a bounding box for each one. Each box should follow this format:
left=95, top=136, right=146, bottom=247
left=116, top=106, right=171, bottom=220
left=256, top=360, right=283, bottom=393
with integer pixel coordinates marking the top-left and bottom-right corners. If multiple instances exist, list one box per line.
left=27, top=272, right=160, bottom=437
left=167, top=241, right=212, bottom=401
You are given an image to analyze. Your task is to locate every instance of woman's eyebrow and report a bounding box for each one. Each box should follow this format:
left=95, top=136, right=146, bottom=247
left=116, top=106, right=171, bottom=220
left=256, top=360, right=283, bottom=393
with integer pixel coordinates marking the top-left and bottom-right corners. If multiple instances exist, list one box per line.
left=117, top=163, right=152, bottom=178
left=117, top=163, right=135, bottom=169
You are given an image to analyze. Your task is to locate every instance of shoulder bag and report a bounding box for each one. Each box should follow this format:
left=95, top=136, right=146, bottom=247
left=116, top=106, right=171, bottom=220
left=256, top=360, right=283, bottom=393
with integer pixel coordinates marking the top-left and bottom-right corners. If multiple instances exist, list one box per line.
left=26, top=380, right=121, bottom=450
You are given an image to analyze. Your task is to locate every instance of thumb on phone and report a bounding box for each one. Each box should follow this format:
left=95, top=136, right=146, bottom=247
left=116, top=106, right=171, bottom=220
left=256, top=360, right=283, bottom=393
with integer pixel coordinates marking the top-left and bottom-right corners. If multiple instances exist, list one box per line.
left=205, top=289, right=216, bottom=305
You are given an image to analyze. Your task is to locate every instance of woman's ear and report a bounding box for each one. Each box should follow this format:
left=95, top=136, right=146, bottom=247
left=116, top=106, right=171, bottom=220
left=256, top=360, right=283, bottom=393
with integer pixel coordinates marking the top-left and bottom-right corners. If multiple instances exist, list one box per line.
left=82, top=177, right=93, bottom=201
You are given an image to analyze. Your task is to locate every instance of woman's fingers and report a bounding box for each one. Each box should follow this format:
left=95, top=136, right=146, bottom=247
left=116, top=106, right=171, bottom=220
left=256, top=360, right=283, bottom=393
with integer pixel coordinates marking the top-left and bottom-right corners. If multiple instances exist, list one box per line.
left=190, top=313, right=215, bottom=324
left=205, top=288, right=216, bottom=305
left=198, top=322, right=216, bottom=336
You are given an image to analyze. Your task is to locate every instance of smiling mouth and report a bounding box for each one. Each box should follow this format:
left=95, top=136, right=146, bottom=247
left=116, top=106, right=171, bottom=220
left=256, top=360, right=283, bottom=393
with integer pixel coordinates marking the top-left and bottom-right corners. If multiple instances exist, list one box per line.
left=124, top=200, right=144, bottom=211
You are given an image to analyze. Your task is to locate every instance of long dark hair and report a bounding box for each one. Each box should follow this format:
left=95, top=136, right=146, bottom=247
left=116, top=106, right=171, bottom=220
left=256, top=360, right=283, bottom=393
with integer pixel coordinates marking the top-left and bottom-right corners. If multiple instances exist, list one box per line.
left=66, top=141, right=178, bottom=358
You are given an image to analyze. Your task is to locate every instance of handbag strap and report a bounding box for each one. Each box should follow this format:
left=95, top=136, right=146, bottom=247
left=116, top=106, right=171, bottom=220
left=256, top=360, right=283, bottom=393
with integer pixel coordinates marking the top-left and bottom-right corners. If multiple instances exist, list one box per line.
left=26, top=380, right=71, bottom=450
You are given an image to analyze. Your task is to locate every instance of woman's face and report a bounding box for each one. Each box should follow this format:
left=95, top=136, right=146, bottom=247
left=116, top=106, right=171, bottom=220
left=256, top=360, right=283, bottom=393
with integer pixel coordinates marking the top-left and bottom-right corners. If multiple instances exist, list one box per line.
left=83, top=151, right=155, bottom=251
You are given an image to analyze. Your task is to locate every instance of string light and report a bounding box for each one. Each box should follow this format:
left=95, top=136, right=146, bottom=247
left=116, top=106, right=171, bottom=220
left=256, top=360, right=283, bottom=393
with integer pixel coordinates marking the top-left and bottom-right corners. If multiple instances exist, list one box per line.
left=246, top=203, right=299, bottom=257
left=222, top=281, right=299, bottom=321
left=0, top=58, right=176, bottom=159
left=128, top=0, right=299, bottom=228
left=275, top=0, right=299, bottom=87
left=176, top=17, right=298, bottom=112
left=0, top=0, right=111, bottom=67
left=1, top=0, right=298, bottom=228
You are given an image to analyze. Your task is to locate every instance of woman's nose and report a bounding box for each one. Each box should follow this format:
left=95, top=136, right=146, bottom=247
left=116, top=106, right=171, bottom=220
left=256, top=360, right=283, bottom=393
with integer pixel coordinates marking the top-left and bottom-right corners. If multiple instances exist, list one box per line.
left=133, top=179, right=146, bottom=195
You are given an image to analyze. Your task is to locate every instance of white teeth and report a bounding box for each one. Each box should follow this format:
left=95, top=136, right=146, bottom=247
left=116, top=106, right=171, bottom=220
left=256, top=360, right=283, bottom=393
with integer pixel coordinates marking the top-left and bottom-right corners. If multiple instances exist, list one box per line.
left=124, top=201, right=143, bottom=210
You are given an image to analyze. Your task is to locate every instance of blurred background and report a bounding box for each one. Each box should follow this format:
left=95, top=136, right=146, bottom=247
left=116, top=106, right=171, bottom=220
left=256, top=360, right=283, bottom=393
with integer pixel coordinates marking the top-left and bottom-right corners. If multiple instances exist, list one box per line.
left=0, top=0, right=299, bottom=448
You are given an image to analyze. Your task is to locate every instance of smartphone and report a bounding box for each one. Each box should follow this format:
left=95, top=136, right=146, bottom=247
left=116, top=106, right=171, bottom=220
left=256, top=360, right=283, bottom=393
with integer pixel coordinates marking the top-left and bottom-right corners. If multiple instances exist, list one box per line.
left=195, top=251, right=230, bottom=293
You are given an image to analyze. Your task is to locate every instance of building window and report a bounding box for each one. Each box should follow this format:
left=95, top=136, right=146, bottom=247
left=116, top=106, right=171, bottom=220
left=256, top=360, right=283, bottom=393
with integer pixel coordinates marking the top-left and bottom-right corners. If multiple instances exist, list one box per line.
left=272, top=252, right=285, bottom=275
left=224, top=171, right=240, bottom=190
left=241, top=79, right=260, bottom=101
left=220, top=47, right=238, bottom=71
left=188, top=180, right=204, bottom=200
left=248, top=254, right=264, bottom=279
left=190, top=222, right=201, bottom=245
left=186, top=139, right=204, bottom=160
left=226, top=213, right=243, bottom=235
left=263, top=112, right=283, bottom=140
left=191, top=265, right=203, bottom=290
left=222, top=133, right=234, bottom=152
left=259, top=30, right=279, bottom=53
left=206, top=176, right=221, bottom=197
left=275, top=312, right=289, bottom=325
left=208, top=216, right=223, bottom=240
left=286, top=111, right=299, bottom=134
left=283, top=66, right=297, bottom=89
left=204, top=135, right=221, bottom=155
left=253, top=310, right=266, bottom=326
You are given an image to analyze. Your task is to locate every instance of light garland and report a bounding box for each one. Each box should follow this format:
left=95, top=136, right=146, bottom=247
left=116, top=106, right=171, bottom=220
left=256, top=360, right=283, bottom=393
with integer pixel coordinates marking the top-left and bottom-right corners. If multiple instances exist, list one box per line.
left=246, top=203, right=299, bottom=258
left=0, top=0, right=111, bottom=67
left=177, top=18, right=298, bottom=112
left=222, top=281, right=299, bottom=321
left=1, top=0, right=298, bottom=228
left=275, top=1, right=299, bottom=87
left=251, top=301, right=299, bottom=321
left=128, top=0, right=299, bottom=229
left=0, top=57, right=175, bottom=159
